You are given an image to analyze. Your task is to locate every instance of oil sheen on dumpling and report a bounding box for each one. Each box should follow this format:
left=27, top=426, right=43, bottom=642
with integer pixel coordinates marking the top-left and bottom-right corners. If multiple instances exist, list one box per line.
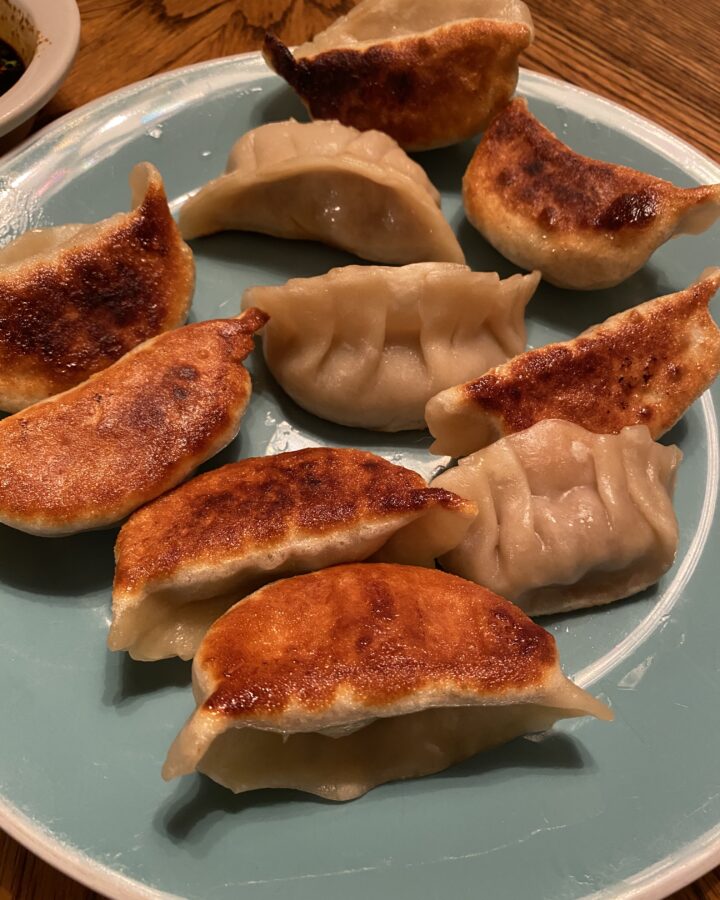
left=109, top=448, right=477, bottom=661
left=0, top=309, right=267, bottom=537
left=426, top=270, right=720, bottom=457
left=263, top=0, right=534, bottom=151
left=242, top=264, right=538, bottom=431
left=0, top=163, right=195, bottom=413
left=432, top=421, right=681, bottom=615
left=179, top=120, right=464, bottom=264
left=463, top=99, right=720, bottom=289
left=162, top=563, right=611, bottom=800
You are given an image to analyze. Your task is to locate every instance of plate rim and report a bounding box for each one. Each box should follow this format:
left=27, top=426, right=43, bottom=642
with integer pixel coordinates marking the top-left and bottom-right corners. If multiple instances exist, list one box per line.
left=0, top=50, right=719, bottom=900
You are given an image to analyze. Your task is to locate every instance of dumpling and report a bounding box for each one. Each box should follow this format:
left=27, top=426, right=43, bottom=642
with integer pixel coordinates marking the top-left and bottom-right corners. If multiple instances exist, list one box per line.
left=0, top=309, right=267, bottom=537
left=109, top=447, right=477, bottom=661
left=432, top=420, right=681, bottom=615
left=0, top=163, right=194, bottom=413
left=263, top=0, right=534, bottom=151
left=179, top=119, right=464, bottom=264
left=243, top=264, right=539, bottom=431
left=426, top=270, right=720, bottom=457
left=463, top=99, right=720, bottom=289
left=162, top=563, right=611, bottom=800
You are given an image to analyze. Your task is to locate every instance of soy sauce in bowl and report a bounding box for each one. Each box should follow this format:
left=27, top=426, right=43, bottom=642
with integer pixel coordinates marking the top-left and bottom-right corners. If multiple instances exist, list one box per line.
left=0, top=37, right=25, bottom=96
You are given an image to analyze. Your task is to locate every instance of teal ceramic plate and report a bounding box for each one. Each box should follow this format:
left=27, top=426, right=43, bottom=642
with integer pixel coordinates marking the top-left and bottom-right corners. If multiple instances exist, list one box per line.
left=0, top=54, right=718, bottom=900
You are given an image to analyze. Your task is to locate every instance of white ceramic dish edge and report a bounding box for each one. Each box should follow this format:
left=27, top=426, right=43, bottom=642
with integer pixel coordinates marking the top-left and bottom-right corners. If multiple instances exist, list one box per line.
left=0, top=0, right=80, bottom=137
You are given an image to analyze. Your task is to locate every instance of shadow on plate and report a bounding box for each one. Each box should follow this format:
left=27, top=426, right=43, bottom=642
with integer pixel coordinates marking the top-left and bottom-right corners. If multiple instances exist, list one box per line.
left=414, top=139, right=477, bottom=193
left=190, top=231, right=359, bottom=283
left=0, top=522, right=115, bottom=599
left=250, top=83, right=310, bottom=128
left=103, top=651, right=192, bottom=710
left=540, top=582, right=662, bottom=634
left=154, top=732, right=590, bottom=848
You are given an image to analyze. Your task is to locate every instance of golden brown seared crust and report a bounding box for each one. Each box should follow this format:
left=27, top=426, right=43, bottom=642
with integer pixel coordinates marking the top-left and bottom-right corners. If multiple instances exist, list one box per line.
left=198, top=563, right=558, bottom=721
left=461, top=271, right=720, bottom=439
left=462, top=99, right=720, bottom=289
left=0, top=164, right=195, bottom=412
left=263, top=19, right=532, bottom=151
left=114, top=448, right=472, bottom=596
left=0, top=309, right=267, bottom=536
left=465, top=98, right=719, bottom=233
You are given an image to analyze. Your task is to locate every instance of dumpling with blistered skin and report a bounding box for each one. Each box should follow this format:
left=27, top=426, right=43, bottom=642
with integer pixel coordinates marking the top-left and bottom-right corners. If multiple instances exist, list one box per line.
left=263, top=0, right=534, bottom=151
left=0, top=309, right=267, bottom=537
left=432, top=420, right=681, bottom=616
left=243, top=263, right=538, bottom=431
left=463, top=98, right=720, bottom=289
left=179, top=119, right=464, bottom=264
left=108, top=447, right=477, bottom=661
left=162, top=563, right=611, bottom=800
left=0, top=163, right=194, bottom=412
left=426, top=270, right=720, bottom=457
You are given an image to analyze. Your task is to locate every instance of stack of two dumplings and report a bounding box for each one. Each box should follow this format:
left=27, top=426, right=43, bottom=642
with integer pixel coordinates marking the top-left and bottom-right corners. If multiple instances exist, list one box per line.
left=423, top=272, right=720, bottom=614
left=109, top=449, right=611, bottom=798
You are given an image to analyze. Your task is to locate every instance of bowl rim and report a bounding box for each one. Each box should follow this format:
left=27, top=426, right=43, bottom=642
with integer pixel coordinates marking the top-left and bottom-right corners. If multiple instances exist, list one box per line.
left=0, top=0, right=80, bottom=137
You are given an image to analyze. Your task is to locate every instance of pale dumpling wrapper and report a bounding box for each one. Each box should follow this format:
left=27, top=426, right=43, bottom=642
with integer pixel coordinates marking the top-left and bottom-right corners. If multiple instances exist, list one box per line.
left=0, top=309, right=267, bottom=537
left=263, top=0, right=534, bottom=150
left=162, top=564, right=611, bottom=800
left=463, top=98, right=720, bottom=289
left=243, top=264, right=539, bottom=431
left=426, top=270, right=720, bottom=458
left=109, top=448, right=477, bottom=661
left=432, top=420, right=681, bottom=615
left=0, top=163, right=194, bottom=413
left=179, top=119, right=464, bottom=264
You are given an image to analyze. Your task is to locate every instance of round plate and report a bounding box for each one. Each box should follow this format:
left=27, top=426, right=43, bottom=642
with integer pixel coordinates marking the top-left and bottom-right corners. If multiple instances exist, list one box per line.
left=0, top=54, right=718, bottom=900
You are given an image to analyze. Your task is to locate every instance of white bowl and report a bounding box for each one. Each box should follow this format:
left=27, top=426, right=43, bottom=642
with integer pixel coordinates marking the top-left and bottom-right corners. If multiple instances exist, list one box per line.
left=0, top=0, right=80, bottom=142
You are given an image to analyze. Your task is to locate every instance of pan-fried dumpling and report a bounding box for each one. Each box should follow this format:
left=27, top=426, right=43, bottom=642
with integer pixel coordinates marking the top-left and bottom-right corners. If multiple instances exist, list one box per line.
left=162, top=563, right=611, bottom=800
left=242, top=264, right=538, bottom=431
left=427, top=270, right=720, bottom=457
left=263, top=0, right=534, bottom=151
left=463, top=99, right=720, bottom=289
left=179, top=120, right=464, bottom=264
left=0, top=163, right=195, bottom=412
left=432, top=420, right=681, bottom=615
left=0, top=309, right=267, bottom=537
left=109, top=447, right=477, bottom=661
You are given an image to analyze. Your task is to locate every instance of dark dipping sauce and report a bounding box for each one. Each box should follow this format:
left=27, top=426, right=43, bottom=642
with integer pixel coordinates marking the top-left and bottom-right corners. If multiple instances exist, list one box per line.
left=0, top=38, right=25, bottom=96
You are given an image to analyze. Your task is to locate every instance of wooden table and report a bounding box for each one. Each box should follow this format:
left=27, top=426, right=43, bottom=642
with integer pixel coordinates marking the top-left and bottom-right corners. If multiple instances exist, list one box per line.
left=1, top=1, right=719, bottom=898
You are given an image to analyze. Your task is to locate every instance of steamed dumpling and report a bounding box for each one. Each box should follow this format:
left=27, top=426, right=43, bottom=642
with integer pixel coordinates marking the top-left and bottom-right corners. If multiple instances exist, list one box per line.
left=162, top=563, right=611, bottom=800
left=463, top=99, right=720, bottom=289
left=179, top=120, right=464, bottom=264
left=264, top=0, right=534, bottom=150
left=109, top=448, right=477, bottom=661
left=0, top=309, right=267, bottom=537
left=432, top=420, right=681, bottom=615
left=0, top=163, right=194, bottom=412
left=243, top=264, right=539, bottom=431
left=426, top=270, right=720, bottom=457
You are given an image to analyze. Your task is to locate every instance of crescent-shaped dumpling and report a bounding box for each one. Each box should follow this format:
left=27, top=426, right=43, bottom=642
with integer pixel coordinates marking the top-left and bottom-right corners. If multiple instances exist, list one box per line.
left=0, top=309, right=267, bottom=537
left=432, top=420, right=681, bottom=615
left=263, top=0, right=534, bottom=151
left=179, top=120, right=464, bottom=264
left=463, top=99, right=720, bottom=289
left=243, top=264, right=538, bottom=431
left=0, top=163, right=195, bottom=412
left=426, top=270, right=720, bottom=457
left=162, top=563, right=611, bottom=800
left=109, top=448, right=477, bottom=661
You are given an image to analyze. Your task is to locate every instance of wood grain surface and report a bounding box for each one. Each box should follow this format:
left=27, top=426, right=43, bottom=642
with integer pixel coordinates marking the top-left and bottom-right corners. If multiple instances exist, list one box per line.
left=2, top=1, right=720, bottom=899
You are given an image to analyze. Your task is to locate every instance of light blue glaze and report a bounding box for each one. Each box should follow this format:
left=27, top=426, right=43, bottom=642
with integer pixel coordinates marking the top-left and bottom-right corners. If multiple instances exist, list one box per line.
left=0, top=55, right=718, bottom=900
